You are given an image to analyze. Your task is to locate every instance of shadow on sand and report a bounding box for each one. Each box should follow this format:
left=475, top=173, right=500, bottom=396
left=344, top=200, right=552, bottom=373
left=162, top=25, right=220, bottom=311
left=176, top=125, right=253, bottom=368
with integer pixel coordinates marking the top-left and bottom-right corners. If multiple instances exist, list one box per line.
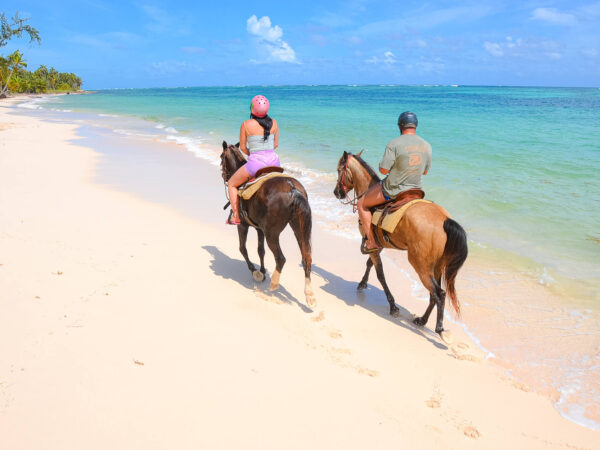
left=311, top=264, right=447, bottom=350
left=202, top=245, right=312, bottom=314
left=202, top=245, right=446, bottom=349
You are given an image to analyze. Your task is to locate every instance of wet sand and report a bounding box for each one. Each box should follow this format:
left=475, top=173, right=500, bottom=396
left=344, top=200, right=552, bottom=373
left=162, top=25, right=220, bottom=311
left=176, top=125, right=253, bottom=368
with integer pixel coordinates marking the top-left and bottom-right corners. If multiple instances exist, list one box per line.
left=1, top=97, right=598, bottom=448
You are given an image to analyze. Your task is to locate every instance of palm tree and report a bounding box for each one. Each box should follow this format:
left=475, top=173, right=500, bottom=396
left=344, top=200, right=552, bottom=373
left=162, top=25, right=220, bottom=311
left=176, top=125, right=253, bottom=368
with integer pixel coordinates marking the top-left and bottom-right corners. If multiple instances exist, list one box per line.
left=48, top=66, right=58, bottom=90
left=0, top=50, right=27, bottom=96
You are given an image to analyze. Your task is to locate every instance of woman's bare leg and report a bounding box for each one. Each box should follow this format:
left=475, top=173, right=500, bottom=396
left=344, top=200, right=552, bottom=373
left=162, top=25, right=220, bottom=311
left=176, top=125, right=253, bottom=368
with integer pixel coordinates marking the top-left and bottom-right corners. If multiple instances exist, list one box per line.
left=228, top=165, right=251, bottom=222
left=357, top=183, right=387, bottom=249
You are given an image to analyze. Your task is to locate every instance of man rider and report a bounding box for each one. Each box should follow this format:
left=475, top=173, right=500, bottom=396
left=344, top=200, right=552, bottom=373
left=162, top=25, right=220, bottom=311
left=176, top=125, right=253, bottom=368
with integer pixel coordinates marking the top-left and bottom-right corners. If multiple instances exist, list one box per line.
left=356, top=111, right=432, bottom=254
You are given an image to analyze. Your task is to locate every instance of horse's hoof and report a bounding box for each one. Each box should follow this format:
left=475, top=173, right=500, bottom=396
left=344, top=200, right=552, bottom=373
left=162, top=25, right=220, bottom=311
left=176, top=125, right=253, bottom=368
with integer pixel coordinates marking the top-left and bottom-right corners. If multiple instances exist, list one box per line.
left=306, top=295, right=317, bottom=309
left=413, top=316, right=425, bottom=327
left=253, top=270, right=265, bottom=282
left=439, top=330, right=453, bottom=345
left=390, top=306, right=400, bottom=317
left=357, top=281, right=367, bottom=291
left=269, top=282, right=279, bottom=291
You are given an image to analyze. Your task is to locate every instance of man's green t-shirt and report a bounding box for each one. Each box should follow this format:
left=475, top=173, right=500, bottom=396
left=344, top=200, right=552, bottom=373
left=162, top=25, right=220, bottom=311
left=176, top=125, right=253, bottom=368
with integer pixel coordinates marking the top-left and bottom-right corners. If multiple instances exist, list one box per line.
left=379, top=134, right=432, bottom=198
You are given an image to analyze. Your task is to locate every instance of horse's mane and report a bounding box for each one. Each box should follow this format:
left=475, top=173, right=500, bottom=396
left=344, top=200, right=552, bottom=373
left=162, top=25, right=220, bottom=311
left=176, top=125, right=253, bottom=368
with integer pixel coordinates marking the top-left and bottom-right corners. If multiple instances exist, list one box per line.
left=351, top=153, right=380, bottom=181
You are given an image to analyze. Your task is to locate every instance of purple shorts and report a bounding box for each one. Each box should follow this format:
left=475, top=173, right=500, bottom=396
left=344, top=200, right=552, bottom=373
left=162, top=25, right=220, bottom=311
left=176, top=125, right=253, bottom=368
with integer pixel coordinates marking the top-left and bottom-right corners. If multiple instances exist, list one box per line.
left=245, top=150, right=281, bottom=177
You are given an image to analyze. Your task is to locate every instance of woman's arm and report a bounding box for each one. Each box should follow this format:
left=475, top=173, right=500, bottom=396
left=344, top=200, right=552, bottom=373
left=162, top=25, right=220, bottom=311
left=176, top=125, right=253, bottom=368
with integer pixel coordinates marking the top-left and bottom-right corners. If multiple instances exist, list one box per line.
left=272, top=120, right=279, bottom=149
left=239, top=122, right=249, bottom=155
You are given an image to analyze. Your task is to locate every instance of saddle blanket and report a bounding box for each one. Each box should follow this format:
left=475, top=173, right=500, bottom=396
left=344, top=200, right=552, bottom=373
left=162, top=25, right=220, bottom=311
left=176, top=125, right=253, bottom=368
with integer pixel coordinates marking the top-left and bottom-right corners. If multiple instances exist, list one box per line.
left=239, top=172, right=293, bottom=200
left=372, top=199, right=432, bottom=233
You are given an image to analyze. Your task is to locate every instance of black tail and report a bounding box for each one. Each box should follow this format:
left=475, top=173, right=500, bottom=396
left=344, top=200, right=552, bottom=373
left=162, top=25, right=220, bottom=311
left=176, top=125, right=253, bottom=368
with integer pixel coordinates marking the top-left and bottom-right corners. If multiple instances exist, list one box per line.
left=290, top=188, right=312, bottom=276
left=442, top=218, right=468, bottom=317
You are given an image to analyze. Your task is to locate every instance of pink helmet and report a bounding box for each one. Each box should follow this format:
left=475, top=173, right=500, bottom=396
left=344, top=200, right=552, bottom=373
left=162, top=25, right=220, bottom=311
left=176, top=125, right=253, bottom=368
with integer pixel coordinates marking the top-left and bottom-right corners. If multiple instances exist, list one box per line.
left=250, top=95, right=269, bottom=118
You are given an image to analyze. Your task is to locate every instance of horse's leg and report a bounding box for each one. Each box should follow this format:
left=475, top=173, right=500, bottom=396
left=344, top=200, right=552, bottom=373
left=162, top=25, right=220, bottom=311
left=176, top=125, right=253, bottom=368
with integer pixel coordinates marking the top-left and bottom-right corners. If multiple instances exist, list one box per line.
left=370, top=252, right=399, bottom=317
left=357, top=257, right=373, bottom=290
left=432, top=278, right=448, bottom=335
left=413, top=292, right=436, bottom=326
left=411, top=269, right=452, bottom=344
left=237, top=223, right=257, bottom=276
left=254, top=229, right=266, bottom=282
left=265, top=232, right=286, bottom=291
left=290, top=211, right=316, bottom=308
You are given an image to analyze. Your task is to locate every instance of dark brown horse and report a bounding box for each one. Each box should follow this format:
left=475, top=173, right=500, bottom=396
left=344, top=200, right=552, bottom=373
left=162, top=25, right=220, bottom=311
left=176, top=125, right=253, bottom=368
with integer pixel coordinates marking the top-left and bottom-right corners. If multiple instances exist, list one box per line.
left=333, top=151, right=467, bottom=343
left=220, top=141, right=316, bottom=308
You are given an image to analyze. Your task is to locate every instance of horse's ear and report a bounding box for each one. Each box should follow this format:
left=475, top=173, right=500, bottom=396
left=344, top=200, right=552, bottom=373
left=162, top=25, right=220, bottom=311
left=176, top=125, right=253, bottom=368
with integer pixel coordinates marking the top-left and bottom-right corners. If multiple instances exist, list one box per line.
left=235, top=142, right=240, bottom=148
left=222, top=141, right=227, bottom=150
left=343, top=151, right=348, bottom=158
left=356, top=149, right=363, bottom=158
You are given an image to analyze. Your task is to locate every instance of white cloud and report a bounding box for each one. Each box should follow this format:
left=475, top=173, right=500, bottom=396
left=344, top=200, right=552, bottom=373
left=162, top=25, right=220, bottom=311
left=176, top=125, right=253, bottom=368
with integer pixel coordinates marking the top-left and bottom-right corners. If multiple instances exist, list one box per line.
left=484, top=41, right=503, bottom=57
left=180, top=46, right=205, bottom=54
left=150, top=61, right=202, bottom=75
left=366, top=51, right=397, bottom=64
left=531, top=8, right=577, bottom=26
left=246, top=15, right=297, bottom=63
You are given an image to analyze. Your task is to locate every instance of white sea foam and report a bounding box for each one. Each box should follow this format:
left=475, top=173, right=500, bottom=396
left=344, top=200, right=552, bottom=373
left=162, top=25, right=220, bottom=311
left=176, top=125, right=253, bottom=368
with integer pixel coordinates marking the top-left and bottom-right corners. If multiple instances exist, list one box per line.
left=165, top=126, right=178, bottom=134
left=16, top=97, right=50, bottom=110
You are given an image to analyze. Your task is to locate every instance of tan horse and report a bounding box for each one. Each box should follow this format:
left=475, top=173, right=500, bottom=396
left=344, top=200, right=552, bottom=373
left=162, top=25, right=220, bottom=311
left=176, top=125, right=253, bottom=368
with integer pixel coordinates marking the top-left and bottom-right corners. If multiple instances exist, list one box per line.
left=333, top=151, right=467, bottom=343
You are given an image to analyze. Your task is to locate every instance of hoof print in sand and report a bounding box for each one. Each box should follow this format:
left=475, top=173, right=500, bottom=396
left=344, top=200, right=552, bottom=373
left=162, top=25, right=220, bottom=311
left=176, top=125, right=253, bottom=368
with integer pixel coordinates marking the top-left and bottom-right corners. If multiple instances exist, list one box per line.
left=450, top=346, right=480, bottom=363
left=311, top=311, right=325, bottom=322
left=253, top=288, right=283, bottom=304
left=463, top=425, right=480, bottom=439
left=329, top=329, right=342, bottom=339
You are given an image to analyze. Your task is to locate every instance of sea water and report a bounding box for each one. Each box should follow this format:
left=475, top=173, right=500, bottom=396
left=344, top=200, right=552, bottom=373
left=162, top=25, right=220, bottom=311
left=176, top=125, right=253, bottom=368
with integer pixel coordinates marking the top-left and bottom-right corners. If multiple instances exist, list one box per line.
left=20, top=85, right=600, bottom=428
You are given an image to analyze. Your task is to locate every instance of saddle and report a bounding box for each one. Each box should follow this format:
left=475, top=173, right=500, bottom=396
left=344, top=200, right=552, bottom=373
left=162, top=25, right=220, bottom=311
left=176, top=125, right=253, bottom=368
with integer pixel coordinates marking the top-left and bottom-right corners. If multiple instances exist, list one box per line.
left=371, top=189, right=431, bottom=233
left=238, top=166, right=291, bottom=200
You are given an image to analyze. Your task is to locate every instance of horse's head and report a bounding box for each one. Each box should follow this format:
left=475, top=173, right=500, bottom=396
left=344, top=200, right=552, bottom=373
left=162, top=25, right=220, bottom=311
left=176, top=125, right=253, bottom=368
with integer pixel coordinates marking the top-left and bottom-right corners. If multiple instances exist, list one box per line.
left=333, top=150, right=361, bottom=199
left=220, top=140, right=244, bottom=182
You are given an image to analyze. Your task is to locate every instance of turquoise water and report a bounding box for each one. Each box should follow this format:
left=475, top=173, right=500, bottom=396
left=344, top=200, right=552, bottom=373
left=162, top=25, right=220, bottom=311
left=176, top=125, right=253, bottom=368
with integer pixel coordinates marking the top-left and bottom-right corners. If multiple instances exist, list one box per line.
left=19, top=85, right=600, bottom=428
left=41, top=86, right=600, bottom=295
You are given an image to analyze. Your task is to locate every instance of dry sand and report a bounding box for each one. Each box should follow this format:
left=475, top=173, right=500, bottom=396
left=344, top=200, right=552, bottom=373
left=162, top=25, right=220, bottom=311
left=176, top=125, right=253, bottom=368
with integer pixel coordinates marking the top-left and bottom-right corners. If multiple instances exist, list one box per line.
left=0, top=97, right=598, bottom=449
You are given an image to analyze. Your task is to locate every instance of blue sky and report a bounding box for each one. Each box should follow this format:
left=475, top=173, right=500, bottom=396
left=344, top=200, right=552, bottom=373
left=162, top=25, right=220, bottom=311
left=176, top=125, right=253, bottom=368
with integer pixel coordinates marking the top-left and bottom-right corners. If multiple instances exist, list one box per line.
left=2, top=1, right=599, bottom=88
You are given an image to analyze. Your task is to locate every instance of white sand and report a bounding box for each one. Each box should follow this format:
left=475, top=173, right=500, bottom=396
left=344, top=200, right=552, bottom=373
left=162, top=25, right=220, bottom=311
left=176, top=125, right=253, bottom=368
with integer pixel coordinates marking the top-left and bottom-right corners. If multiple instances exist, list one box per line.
left=0, top=98, right=597, bottom=449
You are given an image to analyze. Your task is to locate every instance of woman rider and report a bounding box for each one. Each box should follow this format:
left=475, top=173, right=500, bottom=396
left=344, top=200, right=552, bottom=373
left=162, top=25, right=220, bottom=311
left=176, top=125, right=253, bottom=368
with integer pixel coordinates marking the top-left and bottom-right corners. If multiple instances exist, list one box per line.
left=227, top=95, right=280, bottom=225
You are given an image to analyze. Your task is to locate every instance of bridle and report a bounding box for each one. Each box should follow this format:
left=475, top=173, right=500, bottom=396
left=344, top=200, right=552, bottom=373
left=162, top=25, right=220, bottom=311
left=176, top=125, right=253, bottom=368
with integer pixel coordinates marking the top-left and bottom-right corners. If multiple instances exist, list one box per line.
left=337, top=154, right=365, bottom=212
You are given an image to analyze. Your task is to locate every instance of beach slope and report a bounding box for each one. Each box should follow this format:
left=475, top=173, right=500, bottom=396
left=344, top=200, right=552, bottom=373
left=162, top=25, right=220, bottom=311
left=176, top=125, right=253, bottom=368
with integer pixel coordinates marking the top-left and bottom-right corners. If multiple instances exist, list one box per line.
left=0, top=99, right=597, bottom=449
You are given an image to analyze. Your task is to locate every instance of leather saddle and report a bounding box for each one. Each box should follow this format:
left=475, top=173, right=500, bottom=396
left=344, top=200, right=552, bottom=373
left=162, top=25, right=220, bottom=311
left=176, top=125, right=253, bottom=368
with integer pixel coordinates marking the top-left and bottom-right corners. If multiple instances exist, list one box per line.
left=253, top=166, right=284, bottom=179
left=371, top=188, right=425, bottom=214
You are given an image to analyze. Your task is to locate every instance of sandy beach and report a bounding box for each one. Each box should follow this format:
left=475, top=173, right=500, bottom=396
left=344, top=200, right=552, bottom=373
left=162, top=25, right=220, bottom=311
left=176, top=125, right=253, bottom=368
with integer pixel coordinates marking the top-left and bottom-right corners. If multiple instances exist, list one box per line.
left=1, top=96, right=598, bottom=449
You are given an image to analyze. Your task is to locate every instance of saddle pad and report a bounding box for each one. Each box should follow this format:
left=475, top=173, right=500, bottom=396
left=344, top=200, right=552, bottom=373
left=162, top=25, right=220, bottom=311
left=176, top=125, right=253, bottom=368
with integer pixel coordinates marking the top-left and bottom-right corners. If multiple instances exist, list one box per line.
left=239, top=172, right=293, bottom=200
left=372, top=199, right=432, bottom=233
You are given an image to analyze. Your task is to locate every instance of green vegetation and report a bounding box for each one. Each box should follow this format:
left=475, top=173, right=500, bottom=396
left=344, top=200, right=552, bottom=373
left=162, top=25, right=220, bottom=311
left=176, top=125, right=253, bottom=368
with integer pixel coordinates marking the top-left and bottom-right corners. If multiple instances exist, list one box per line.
left=0, top=12, right=82, bottom=97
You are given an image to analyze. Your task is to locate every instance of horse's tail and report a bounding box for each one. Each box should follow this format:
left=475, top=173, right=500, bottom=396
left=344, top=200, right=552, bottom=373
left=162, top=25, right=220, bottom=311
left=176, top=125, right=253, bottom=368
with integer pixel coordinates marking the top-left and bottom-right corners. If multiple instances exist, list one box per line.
left=292, top=189, right=312, bottom=256
left=441, top=218, right=468, bottom=317
left=289, top=185, right=312, bottom=272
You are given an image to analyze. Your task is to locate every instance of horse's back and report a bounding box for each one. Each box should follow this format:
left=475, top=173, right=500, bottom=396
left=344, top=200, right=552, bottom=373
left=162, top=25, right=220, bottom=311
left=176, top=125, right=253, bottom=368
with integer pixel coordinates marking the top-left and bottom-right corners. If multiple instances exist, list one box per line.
left=393, top=202, right=450, bottom=255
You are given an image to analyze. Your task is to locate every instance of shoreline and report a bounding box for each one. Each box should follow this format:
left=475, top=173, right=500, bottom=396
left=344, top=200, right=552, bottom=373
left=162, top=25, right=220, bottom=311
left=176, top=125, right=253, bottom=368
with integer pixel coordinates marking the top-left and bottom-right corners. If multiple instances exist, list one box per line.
left=9, top=94, right=600, bottom=430
left=1, top=97, right=599, bottom=447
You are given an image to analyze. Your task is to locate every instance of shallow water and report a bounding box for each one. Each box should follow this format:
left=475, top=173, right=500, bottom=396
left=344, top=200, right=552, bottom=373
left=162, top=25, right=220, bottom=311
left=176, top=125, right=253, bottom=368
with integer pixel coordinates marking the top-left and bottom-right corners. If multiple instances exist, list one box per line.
left=16, top=86, right=600, bottom=428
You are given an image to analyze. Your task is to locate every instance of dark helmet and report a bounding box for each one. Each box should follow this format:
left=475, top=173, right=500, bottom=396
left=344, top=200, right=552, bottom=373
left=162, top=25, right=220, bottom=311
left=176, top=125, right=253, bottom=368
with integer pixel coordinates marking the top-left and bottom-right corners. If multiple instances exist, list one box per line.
left=398, top=111, right=418, bottom=129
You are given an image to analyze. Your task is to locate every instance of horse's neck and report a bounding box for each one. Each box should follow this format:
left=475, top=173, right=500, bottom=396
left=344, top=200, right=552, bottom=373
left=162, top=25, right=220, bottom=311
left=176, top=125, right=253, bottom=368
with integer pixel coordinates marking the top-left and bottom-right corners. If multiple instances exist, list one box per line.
left=350, top=159, right=378, bottom=196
